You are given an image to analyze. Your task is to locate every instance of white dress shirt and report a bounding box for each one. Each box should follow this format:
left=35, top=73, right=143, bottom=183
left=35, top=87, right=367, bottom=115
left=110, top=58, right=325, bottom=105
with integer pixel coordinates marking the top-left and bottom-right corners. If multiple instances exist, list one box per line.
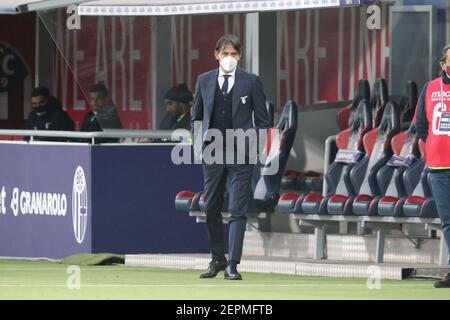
left=217, top=68, right=236, bottom=94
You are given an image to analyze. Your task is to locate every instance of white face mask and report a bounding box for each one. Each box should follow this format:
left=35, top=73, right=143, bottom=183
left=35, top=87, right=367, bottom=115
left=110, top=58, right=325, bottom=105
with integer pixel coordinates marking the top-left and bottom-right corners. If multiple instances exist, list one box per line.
left=219, top=56, right=238, bottom=73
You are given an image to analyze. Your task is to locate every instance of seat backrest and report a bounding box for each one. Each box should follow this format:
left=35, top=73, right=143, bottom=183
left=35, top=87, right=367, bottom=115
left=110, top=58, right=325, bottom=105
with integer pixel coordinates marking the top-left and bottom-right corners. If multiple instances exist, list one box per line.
left=355, top=79, right=371, bottom=109
left=266, top=101, right=275, bottom=128
left=351, top=101, right=400, bottom=196
left=408, top=139, right=432, bottom=198
left=253, top=101, right=298, bottom=211
left=339, top=79, right=370, bottom=130
left=378, top=122, right=421, bottom=197
left=326, top=100, right=372, bottom=195
left=336, top=105, right=352, bottom=131
left=336, top=100, right=373, bottom=151
left=409, top=163, right=430, bottom=198
left=371, top=78, right=389, bottom=127
left=399, top=81, right=418, bottom=125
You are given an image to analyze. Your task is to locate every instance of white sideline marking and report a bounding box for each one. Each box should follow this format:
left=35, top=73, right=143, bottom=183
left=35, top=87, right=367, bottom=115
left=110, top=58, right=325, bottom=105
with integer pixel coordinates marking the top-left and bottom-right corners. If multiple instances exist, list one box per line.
left=0, top=268, right=141, bottom=271
left=0, top=284, right=433, bottom=288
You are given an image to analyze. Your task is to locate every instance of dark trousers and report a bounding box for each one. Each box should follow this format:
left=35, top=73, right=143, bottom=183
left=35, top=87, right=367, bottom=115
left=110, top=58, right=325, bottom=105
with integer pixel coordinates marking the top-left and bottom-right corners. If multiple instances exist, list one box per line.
left=202, top=162, right=253, bottom=265
left=429, top=170, right=450, bottom=264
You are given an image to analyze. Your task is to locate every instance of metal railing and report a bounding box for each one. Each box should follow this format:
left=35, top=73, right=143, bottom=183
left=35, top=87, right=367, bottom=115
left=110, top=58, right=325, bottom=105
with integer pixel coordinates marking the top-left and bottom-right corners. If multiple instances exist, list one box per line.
left=0, top=129, right=191, bottom=144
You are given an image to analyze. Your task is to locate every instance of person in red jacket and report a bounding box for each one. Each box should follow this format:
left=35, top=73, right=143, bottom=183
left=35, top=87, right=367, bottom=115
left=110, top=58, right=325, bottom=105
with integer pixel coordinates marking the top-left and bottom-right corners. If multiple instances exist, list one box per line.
left=416, top=44, right=450, bottom=288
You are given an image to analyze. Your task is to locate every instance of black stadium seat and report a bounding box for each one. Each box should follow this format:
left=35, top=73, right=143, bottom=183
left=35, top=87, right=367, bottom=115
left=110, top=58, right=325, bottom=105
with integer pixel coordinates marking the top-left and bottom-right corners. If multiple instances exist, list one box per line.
left=377, top=123, right=423, bottom=216
left=281, top=79, right=373, bottom=194
left=280, top=170, right=324, bottom=192
left=277, top=100, right=372, bottom=214
left=266, top=101, right=275, bottom=127
left=399, top=81, right=418, bottom=127
left=402, top=174, right=437, bottom=218
left=401, top=140, right=438, bottom=218
left=337, top=79, right=371, bottom=131
left=370, top=78, right=389, bottom=128
left=175, top=190, right=196, bottom=210
left=252, top=101, right=298, bottom=212
left=175, top=190, right=203, bottom=212
left=175, top=100, right=298, bottom=214
left=280, top=169, right=324, bottom=192
left=349, top=102, right=400, bottom=216
left=284, top=79, right=370, bottom=192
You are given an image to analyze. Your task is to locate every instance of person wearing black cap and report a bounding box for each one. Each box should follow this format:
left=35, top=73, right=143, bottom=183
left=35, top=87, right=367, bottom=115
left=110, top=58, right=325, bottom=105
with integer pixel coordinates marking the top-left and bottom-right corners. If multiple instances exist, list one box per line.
left=159, top=83, right=193, bottom=130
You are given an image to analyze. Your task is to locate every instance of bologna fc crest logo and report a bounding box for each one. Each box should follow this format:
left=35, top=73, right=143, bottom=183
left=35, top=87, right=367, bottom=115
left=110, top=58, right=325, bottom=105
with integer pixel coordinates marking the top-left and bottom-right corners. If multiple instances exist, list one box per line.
left=0, top=43, right=28, bottom=93
left=72, top=166, right=88, bottom=244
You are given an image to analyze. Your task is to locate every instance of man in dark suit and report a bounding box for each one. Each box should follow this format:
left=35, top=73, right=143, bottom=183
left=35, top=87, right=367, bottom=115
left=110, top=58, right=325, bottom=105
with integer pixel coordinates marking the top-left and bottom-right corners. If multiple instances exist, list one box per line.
left=191, top=34, right=270, bottom=280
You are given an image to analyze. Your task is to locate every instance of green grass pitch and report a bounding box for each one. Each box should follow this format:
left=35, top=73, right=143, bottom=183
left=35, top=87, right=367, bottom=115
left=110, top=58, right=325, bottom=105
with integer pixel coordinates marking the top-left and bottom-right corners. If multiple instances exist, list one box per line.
left=0, top=259, right=449, bottom=299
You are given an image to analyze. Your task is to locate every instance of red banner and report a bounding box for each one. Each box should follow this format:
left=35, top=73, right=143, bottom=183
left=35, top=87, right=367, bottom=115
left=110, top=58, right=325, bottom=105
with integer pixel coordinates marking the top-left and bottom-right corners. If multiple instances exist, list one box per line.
left=52, top=14, right=152, bottom=129
left=50, top=4, right=390, bottom=129
left=171, top=14, right=246, bottom=89
left=0, top=12, right=35, bottom=129
left=52, top=12, right=245, bottom=129
left=277, top=4, right=390, bottom=108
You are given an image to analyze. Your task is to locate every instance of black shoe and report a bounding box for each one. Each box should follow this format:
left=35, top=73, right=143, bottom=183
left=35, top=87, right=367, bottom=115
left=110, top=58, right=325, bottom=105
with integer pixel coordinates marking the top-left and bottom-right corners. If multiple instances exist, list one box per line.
left=199, top=260, right=227, bottom=279
left=224, top=264, right=242, bottom=280
left=434, top=273, right=450, bottom=288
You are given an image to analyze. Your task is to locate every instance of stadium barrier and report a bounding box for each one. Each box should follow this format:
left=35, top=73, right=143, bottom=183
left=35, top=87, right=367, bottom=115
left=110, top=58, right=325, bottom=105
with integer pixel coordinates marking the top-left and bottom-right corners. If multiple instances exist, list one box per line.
left=0, top=129, right=206, bottom=259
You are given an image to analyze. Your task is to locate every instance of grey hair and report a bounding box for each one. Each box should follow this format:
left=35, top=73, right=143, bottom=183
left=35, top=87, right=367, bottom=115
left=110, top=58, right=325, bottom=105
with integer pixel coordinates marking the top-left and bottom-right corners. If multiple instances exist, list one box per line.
left=439, top=44, right=450, bottom=64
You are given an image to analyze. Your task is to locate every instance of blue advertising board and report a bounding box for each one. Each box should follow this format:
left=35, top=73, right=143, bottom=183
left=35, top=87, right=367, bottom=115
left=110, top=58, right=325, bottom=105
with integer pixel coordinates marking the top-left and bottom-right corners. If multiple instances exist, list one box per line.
left=0, top=142, right=208, bottom=259
left=90, top=144, right=208, bottom=254
left=0, top=143, right=92, bottom=258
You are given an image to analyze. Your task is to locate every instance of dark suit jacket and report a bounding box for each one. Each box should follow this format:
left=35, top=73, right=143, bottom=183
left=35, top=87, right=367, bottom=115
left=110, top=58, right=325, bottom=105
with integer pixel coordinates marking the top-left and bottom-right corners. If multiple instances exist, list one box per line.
left=191, top=67, right=270, bottom=151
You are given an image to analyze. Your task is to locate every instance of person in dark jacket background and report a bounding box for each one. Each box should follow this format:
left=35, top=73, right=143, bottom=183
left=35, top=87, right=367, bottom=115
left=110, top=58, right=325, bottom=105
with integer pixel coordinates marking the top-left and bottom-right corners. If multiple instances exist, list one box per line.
left=80, top=83, right=122, bottom=143
left=159, top=83, right=193, bottom=130
left=26, top=86, right=75, bottom=142
left=139, top=83, right=193, bottom=143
